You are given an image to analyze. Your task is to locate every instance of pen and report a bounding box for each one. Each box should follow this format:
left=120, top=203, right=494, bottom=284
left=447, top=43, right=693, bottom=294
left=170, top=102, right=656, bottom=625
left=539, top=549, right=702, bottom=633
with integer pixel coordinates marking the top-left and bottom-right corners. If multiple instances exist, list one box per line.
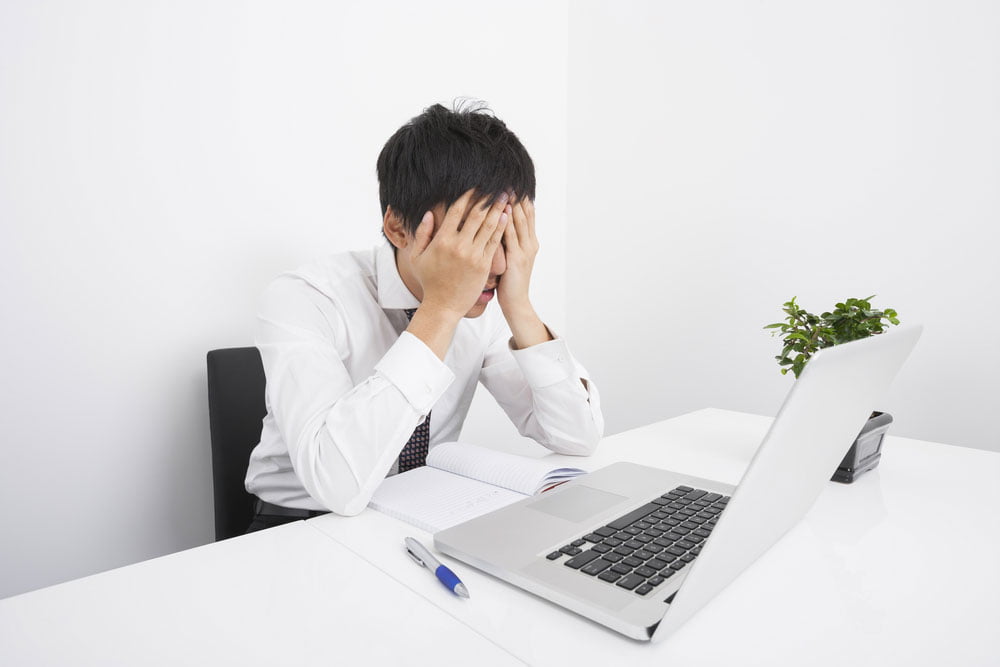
left=404, top=537, right=470, bottom=599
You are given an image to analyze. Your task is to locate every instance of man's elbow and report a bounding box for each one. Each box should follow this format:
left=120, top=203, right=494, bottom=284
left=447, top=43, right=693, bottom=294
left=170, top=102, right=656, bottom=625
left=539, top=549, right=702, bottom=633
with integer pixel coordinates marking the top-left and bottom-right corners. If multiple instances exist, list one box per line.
left=326, top=492, right=371, bottom=517
left=547, top=423, right=603, bottom=457
left=304, top=477, right=373, bottom=517
left=293, top=432, right=377, bottom=517
left=575, top=429, right=602, bottom=456
left=299, top=486, right=368, bottom=517
left=564, top=409, right=604, bottom=456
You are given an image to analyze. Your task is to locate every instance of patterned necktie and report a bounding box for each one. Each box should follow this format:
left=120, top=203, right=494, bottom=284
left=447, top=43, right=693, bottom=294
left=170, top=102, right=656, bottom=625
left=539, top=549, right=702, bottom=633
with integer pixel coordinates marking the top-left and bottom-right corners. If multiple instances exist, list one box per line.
left=399, top=308, right=430, bottom=472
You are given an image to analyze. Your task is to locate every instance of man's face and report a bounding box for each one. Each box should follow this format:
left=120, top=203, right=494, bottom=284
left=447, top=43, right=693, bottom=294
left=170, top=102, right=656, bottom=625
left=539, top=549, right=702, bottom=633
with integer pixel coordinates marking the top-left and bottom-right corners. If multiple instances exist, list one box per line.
left=396, top=201, right=508, bottom=319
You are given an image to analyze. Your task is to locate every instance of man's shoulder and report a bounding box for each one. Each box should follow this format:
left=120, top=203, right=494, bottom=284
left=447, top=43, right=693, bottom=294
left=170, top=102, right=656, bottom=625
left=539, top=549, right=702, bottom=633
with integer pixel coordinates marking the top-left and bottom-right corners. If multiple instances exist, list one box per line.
left=259, top=246, right=383, bottom=314
left=270, top=247, right=378, bottom=294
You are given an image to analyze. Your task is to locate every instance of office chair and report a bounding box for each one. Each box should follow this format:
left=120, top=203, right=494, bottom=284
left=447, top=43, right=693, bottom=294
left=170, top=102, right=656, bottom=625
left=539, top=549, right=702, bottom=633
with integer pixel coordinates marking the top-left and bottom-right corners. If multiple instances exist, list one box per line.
left=206, top=347, right=267, bottom=540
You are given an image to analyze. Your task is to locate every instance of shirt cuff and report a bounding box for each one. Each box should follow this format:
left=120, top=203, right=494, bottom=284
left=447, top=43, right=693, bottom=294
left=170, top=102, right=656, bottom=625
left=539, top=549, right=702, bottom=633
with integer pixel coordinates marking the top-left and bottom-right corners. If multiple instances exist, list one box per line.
left=510, top=336, right=578, bottom=389
left=375, top=332, right=454, bottom=413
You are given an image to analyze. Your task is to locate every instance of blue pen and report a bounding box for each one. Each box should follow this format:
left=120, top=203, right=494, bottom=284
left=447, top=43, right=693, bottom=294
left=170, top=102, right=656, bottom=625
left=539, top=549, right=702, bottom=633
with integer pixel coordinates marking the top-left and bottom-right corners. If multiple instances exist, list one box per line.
left=404, top=537, right=470, bottom=599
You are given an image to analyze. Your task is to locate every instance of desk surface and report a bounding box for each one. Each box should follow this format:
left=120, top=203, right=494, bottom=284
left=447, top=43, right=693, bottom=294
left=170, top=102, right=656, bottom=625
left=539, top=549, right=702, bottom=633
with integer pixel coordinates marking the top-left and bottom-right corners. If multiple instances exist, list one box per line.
left=0, top=520, right=522, bottom=666
left=310, top=409, right=1000, bottom=667
left=3, top=409, right=998, bottom=667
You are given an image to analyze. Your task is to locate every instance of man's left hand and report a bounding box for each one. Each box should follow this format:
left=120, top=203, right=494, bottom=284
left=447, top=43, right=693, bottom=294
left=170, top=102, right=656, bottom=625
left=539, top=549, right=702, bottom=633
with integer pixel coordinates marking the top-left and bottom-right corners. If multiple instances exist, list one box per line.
left=497, top=197, right=552, bottom=348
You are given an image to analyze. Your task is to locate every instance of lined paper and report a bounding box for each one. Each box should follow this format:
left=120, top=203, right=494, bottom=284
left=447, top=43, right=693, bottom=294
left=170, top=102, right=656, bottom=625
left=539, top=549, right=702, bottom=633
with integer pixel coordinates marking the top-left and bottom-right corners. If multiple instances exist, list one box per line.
left=427, top=443, right=585, bottom=495
left=368, top=467, right=524, bottom=533
left=367, top=442, right=588, bottom=532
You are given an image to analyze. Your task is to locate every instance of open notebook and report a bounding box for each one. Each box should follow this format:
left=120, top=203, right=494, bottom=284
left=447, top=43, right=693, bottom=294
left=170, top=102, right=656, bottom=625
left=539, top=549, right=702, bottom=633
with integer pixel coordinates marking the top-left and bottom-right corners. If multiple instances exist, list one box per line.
left=368, top=442, right=588, bottom=533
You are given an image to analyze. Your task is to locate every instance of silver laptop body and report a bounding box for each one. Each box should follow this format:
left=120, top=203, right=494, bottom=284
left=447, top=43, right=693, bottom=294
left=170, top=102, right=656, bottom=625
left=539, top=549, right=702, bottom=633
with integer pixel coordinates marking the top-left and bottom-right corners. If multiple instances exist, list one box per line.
left=435, top=325, right=922, bottom=641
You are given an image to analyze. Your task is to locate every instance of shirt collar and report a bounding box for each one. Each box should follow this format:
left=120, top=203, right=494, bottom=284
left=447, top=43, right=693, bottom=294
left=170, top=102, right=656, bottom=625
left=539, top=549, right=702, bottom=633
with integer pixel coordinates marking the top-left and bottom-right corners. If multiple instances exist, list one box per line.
left=375, top=242, right=421, bottom=310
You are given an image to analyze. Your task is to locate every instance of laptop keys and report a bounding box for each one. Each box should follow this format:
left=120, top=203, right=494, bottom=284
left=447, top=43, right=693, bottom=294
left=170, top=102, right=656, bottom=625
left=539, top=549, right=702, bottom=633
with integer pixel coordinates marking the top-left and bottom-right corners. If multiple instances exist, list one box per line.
left=610, top=563, right=632, bottom=575
left=616, top=573, right=645, bottom=590
left=580, top=559, right=614, bottom=576
left=547, top=484, right=730, bottom=598
left=606, top=502, right=660, bottom=530
left=564, top=550, right=601, bottom=569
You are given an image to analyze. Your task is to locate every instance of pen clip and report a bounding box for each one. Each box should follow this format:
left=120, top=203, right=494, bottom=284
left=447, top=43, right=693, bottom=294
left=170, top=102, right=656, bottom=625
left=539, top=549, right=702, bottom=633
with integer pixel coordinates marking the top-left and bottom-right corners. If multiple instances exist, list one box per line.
left=405, top=545, right=426, bottom=568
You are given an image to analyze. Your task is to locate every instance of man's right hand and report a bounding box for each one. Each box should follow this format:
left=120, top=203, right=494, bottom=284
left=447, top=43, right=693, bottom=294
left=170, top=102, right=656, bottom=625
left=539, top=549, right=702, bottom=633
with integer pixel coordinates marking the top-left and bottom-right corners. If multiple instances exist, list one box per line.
left=407, top=189, right=509, bottom=319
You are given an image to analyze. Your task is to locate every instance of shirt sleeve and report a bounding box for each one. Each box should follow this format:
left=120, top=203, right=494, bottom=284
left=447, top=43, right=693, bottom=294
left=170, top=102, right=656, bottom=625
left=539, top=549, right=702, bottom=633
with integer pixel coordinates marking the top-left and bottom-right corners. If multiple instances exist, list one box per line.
left=255, top=276, right=453, bottom=516
left=478, top=320, right=604, bottom=455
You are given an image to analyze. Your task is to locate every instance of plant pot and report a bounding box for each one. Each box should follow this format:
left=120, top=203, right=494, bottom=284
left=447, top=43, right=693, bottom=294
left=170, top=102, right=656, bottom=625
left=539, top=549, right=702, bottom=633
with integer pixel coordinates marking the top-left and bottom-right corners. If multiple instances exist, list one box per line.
left=831, top=411, right=893, bottom=483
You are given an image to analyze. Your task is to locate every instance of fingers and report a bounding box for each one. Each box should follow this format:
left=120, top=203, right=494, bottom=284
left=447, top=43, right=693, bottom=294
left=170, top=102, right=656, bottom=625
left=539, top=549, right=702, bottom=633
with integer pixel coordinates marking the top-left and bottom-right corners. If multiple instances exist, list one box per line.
left=487, top=204, right=510, bottom=254
left=509, top=197, right=540, bottom=253
left=440, top=189, right=477, bottom=233
left=412, top=211, right=434, bottom=255
left=522, top=197, right=535, bottom=237
left=430, top=189, right=517, bottom=261
left=463, top=191, right=510, bottom=247
left=510, top=200, right=529, bottom=246
left=502, top=203, right=518, bottom=251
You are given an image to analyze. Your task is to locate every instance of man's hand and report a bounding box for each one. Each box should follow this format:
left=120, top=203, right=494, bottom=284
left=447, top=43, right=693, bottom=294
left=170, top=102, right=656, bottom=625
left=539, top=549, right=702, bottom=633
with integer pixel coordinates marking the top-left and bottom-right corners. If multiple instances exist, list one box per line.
left=404, top=189, right=510, bottom=360
left=408, top=189, right=509, bottom=319
left=497, top=197, right=553, bottom=349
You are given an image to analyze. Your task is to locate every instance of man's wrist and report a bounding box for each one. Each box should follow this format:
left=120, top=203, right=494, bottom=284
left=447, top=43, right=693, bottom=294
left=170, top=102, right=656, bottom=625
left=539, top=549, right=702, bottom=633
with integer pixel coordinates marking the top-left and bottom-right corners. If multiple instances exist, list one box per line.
left=406, top=301, right=464, bottom=360
left=502, top=301, right=553, bottom=349
left=497, top=293, right=533, bottom=320
left=416, top=298, right=467, bottom=324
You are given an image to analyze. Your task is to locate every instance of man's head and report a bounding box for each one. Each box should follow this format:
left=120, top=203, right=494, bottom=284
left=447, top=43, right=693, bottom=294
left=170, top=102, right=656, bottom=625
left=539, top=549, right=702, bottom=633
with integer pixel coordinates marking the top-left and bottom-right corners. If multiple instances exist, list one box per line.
left=377, top=101, right=535, bottom=237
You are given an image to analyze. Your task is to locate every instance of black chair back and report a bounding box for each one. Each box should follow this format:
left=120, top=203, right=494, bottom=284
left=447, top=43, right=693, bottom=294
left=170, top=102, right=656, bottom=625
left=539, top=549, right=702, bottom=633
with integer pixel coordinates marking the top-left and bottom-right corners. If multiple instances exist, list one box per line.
left=206, top=347, right=267, bottom=540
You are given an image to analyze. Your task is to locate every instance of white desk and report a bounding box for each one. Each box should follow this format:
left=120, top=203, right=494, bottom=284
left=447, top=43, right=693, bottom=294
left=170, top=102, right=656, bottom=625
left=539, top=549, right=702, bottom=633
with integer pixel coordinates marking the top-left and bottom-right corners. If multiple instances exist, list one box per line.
left=309, top=409, right=1000, bottom=666
left=3, top=409, right=998, bottom=666
left=0, top=520, right=522, bottom=666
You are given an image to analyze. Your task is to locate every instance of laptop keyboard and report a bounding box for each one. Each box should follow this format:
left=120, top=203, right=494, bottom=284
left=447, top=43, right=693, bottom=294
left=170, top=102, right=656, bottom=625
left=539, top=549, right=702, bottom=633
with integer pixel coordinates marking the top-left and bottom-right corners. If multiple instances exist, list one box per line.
left=545, top=485, right=729, bottom=598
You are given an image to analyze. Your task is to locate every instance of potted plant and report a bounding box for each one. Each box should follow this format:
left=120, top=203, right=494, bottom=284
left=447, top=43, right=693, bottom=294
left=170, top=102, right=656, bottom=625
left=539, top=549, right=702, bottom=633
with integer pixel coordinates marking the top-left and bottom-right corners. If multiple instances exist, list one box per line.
left=765, top=296, right=900, bottom=483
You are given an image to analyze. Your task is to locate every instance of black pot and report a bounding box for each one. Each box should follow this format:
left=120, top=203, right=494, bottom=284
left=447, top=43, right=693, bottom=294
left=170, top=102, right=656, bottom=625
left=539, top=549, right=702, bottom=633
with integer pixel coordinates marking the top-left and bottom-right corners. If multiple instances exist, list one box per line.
left=831, top=411, right=893, bottom=483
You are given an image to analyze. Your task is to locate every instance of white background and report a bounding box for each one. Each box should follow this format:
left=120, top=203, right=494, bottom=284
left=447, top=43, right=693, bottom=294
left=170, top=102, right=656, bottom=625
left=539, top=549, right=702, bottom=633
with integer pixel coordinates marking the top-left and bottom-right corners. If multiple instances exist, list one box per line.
left=0, top=0, right=569, bottom=599
left=1, top=0, right=996, bottom=599
left=567, top=0, right=999, bottom=448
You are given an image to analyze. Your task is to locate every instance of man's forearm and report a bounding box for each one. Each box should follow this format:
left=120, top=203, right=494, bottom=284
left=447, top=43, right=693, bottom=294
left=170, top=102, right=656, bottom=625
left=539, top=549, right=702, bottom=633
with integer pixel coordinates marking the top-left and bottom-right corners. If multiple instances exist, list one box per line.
left=406, top=303, right=464, bottom=360
left=480, top=336, right=604, bottom=455
left=503, top=301, right=553, bottom=350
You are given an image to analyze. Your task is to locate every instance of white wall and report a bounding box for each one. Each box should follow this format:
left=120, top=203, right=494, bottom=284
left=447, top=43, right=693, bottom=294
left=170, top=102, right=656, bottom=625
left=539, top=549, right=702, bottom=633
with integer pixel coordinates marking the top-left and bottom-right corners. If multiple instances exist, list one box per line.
left=568, top=1, right=1000, bottom=450
left=5, top=0, right=997, bottom=601
left=0, top=0, right=568, bottom=598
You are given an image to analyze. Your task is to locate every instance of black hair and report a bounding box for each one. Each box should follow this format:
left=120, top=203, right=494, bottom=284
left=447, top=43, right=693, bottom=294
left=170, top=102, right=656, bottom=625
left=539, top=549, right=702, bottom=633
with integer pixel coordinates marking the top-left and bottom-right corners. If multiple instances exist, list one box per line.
left=377, top=100, right=536, bottom=235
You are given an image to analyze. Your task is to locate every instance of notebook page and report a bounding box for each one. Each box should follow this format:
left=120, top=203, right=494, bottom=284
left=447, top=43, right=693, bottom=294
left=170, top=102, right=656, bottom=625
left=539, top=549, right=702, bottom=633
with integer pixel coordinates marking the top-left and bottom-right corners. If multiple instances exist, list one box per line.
left=368, top=466, right=525, bottom=533
left=427, top=442, right=587, bottom=496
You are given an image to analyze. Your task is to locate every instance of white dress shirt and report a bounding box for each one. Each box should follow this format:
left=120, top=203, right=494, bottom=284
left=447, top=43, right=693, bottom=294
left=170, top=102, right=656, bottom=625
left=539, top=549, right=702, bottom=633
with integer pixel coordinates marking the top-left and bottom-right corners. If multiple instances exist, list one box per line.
left=245, top=242, right=604, bottom=515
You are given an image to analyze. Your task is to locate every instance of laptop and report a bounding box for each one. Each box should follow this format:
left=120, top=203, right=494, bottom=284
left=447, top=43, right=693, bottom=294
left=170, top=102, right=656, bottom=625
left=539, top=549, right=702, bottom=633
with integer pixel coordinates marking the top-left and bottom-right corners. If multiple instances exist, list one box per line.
left=435, top=325, right=922, bottom=641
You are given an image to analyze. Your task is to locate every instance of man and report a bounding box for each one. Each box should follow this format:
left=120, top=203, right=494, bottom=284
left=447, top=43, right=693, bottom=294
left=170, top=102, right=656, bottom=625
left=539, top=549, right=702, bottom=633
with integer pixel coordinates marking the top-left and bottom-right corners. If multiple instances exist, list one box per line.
left=245, top=102, right=603, bottom=531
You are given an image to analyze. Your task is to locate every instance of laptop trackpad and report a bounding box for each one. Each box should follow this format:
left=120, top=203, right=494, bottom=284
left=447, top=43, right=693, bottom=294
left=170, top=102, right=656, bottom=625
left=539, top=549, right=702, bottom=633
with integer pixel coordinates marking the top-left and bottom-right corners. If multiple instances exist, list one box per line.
left=526, top=485, right=627, bottom=523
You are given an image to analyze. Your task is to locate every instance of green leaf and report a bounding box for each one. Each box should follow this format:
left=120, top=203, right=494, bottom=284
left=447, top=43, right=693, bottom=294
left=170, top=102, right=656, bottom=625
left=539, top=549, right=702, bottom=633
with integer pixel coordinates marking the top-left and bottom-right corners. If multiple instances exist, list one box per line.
left=766, top=294, right=899, bottom=379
